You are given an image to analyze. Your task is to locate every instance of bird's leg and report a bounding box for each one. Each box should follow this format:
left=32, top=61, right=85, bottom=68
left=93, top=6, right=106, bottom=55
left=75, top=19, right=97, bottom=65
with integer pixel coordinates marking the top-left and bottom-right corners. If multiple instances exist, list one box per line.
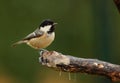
left=40, top=48, right=48, bottom=51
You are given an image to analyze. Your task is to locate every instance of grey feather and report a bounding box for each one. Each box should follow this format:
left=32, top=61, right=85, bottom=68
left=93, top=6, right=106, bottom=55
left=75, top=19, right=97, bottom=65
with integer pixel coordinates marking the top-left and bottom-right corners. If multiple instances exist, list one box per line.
left=12, top=28, right=43, bottom=47
left=23, top=28, right=43, bottom=40
left=12, top=40, right=27, bottom=47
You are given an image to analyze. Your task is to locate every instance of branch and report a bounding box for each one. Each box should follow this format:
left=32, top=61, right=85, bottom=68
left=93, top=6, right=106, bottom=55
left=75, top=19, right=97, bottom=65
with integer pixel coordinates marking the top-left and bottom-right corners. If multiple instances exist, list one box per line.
left=113, top=0, right=120, bottom=13
left=39, top=50, right=120, bottom=82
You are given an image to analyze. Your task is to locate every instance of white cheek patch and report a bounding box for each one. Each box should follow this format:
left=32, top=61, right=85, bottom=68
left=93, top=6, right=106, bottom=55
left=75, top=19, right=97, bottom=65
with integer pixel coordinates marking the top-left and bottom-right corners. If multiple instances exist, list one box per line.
left=40, top=25, right=52, bottom=32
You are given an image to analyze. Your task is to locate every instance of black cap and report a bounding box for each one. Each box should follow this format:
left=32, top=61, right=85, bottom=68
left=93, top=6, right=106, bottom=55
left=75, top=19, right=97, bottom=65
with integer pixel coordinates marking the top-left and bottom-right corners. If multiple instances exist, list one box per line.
left=40, top=19, right=54, bottom=27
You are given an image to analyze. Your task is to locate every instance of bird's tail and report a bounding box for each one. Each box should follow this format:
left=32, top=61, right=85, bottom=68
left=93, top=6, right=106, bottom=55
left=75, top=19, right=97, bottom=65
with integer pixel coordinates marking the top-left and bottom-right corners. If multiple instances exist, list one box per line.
left=12, top=40, right=27, bottom=47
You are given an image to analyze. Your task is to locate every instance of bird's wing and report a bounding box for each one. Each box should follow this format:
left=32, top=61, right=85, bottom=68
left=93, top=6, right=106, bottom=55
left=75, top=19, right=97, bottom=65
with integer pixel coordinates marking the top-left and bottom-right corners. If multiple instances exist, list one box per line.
left=23, top=28, right=44, bottom=40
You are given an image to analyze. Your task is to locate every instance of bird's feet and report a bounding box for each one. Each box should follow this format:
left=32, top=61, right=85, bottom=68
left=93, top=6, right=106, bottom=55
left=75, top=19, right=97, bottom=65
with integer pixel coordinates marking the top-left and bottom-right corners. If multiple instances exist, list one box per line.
left=39, top=49, right=48, bottom=55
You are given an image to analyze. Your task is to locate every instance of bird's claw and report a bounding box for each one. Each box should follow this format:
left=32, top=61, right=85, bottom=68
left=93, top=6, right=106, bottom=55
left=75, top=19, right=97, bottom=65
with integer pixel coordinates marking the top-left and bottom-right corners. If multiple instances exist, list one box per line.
left=39, top=49, right=48, bottom=55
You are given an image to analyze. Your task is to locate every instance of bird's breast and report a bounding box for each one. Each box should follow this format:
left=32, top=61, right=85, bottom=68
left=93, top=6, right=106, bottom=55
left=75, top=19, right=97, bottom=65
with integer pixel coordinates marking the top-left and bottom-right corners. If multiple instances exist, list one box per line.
left=27, top=32, right=55, bottom=49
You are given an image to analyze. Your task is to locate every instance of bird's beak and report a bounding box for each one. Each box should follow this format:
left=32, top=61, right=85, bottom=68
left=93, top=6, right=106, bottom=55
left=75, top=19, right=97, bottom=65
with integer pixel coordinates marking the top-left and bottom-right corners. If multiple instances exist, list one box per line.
left=53, top=23, right=58, bottom=25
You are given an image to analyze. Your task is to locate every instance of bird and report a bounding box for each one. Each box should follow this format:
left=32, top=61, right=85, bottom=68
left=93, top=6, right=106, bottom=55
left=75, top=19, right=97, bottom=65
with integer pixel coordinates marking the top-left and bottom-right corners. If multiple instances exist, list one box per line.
left=12, top=19, right=57, bottom=50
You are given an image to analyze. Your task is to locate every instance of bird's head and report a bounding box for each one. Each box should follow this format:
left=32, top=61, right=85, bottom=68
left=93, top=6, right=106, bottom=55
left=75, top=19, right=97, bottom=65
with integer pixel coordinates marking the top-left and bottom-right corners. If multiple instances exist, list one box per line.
left=39, top=19, right=57, bottom=33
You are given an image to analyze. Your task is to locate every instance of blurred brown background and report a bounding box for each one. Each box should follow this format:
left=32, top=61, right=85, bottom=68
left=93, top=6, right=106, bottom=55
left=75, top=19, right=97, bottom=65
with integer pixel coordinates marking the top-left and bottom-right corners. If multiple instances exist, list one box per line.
left=0, top=0, right=120, bottom=83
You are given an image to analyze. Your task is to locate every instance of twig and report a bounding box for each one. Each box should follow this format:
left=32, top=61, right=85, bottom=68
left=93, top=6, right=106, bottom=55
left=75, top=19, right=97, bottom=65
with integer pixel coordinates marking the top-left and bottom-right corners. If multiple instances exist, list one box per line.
left=39, top=50, right=120, bottom=82
left=113, top=0, right=120, bottom=13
